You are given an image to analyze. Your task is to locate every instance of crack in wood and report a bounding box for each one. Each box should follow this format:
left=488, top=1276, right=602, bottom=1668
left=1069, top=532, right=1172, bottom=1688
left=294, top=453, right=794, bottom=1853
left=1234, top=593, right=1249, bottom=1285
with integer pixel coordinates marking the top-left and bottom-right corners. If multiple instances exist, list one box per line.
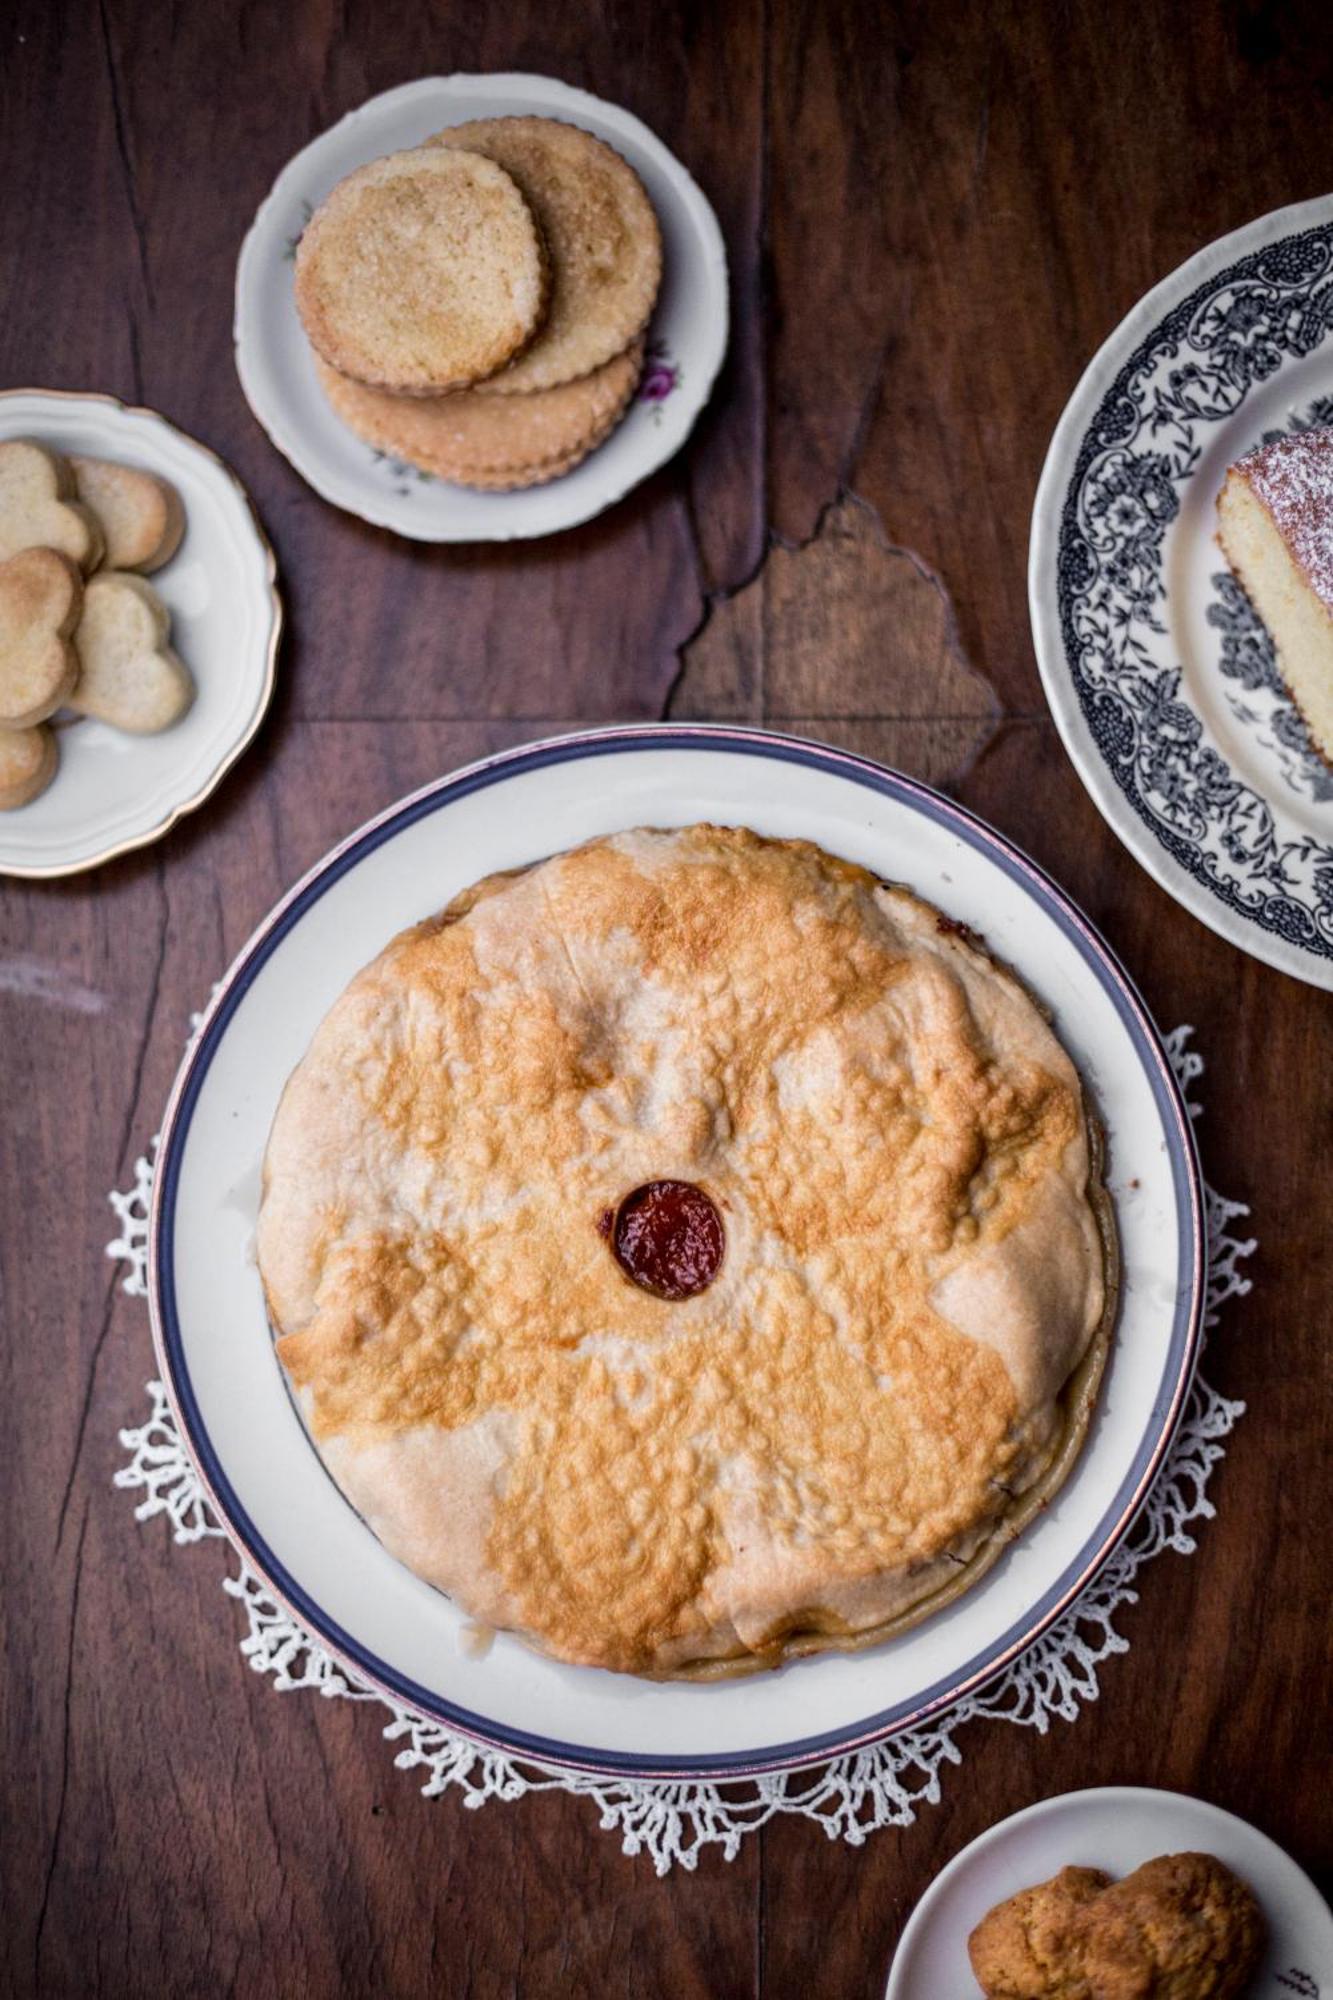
left=32, top=1500, right=90, bottom=1987
left=96, top=0, right=154, bottom=310
left=665, top=490, right=1001, bottom=788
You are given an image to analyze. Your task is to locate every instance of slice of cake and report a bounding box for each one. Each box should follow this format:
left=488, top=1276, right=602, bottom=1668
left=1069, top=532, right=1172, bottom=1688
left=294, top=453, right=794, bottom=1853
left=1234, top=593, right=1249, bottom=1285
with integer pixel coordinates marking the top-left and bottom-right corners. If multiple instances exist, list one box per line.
left=1217, top=426, right=1333, bottom=763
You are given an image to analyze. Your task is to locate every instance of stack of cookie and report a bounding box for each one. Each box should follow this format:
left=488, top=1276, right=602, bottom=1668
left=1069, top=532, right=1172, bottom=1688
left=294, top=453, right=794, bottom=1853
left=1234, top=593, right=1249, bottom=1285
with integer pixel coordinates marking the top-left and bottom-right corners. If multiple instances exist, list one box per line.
left=0, top=440, right=192, bottom=810
left=294, top=119, right=662, bottom=491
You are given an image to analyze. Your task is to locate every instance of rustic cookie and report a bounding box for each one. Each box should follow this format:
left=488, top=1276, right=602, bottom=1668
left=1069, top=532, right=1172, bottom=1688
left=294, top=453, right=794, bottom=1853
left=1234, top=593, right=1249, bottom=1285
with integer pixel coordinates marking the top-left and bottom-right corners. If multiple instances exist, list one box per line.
left=431, top=118, right=661, bottom=393
left=456, top=447, right=595, bottom=492
left=969, top=1852, right=1266, bottom=1999
left=294, top=146, right=548, bottom=394
left=0, top=439, right=104, bottom=572
left=315, top=340, right=641, bottom=486
left=0, top=547, right=83, bottom=727
left=70, top=572, right=194, bottom=733
left=0, top=722, right=58, bottom=810
left=70, top=455, right=185, bottom=572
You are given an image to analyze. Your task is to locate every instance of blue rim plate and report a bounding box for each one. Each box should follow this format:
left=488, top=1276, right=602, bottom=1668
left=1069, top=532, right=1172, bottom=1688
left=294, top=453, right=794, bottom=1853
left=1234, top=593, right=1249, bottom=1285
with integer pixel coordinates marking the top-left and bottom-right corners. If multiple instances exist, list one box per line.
left=148, top=726, right=1204, bottom=1779
left=1031, top=194, right=1333, bottom=989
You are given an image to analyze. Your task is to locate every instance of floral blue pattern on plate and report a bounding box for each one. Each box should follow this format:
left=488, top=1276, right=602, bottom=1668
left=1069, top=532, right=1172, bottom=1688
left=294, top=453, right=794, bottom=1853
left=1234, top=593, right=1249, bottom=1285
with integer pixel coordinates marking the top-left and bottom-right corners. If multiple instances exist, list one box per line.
left=1030, top=196, right=1333, bottom=987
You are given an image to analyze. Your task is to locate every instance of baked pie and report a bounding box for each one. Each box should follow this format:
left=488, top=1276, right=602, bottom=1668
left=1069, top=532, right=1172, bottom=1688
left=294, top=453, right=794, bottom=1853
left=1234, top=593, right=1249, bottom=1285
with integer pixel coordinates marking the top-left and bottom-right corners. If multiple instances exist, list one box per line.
left=257, top=826, right=1114, bottom=1678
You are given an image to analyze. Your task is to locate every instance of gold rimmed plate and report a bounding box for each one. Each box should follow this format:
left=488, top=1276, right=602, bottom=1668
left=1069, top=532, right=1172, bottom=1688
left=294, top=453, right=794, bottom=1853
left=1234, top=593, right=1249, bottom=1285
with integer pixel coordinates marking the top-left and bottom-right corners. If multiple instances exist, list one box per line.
left=0, top=389, right=281, bottom=878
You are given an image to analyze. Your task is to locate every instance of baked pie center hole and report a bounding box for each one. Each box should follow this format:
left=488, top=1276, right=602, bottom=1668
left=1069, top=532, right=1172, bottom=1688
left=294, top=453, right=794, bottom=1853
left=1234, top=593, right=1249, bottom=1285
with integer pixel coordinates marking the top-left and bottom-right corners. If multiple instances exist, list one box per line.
left=606, top=1180, right=725, bottom=1301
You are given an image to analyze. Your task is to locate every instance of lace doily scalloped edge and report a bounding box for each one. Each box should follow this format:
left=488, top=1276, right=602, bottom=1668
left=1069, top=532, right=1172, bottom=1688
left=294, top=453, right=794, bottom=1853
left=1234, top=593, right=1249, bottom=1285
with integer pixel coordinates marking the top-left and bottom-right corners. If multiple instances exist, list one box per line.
left=108, top=1024, right=1252, bottom=1875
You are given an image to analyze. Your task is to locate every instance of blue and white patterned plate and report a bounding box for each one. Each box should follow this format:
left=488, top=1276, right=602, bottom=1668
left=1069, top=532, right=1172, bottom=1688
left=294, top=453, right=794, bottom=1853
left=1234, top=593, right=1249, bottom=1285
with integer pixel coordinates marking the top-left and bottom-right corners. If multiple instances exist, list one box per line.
left=1030, top=196, right=1333, bottom=988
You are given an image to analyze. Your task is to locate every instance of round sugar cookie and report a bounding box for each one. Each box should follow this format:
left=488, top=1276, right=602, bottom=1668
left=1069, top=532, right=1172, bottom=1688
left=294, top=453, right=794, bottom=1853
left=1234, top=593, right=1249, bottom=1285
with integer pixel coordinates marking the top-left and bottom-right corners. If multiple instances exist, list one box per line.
left=431, top=118, right=661, bottom=394
left=452, top=448, right=598, bottom=492
left=294, top=146, right=549, bottom=394
left=315, top=341, right=642, bottom=485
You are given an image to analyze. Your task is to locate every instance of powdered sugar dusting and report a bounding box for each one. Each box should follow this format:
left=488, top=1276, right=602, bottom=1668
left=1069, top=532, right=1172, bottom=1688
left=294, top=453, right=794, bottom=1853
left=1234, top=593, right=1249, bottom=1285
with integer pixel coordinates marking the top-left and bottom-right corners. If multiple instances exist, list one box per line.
left=1235, top=426, right=1333, bottom=607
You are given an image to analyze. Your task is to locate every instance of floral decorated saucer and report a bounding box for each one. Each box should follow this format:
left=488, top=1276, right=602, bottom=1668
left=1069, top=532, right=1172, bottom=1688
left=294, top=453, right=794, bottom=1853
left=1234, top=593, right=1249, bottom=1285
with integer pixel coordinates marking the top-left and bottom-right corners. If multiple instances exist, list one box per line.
left=1030, top=195, right=1333, bottom=988
left=234, top=74, right=728, bottom=543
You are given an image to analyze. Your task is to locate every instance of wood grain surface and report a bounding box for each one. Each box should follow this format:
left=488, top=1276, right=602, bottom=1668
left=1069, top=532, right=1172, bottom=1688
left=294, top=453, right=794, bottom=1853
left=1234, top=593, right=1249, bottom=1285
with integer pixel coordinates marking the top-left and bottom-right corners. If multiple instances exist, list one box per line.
left=2, top=1, right=1331, bottom=1994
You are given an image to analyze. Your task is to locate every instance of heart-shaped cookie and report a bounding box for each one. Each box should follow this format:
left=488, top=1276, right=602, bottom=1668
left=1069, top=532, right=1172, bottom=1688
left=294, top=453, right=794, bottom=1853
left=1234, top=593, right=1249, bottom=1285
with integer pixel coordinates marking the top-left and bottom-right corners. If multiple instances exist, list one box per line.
left=0, top=439, right=105, bottom=572
left=0, top=546, right=83, bottom=727
left=0, top=721, right=58, bottom=810
left=968, top=1852, right=1266, bottom=1999
left=69, top=572, right=194, bottom=733
left=70, top=455, right=185, bottom=573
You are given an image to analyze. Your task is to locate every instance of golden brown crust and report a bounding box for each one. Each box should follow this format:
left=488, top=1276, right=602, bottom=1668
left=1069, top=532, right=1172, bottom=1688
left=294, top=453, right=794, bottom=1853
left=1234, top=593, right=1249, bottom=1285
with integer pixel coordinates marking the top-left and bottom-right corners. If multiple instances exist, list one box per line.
left=431, top=118, right=662, bottom=393
left=443, top=446, right=595, bottom=491
left=294, top=147, right=549, bottom=393
left=258, top=827, right=1110, bottom=1677
left=969, top=1852, right=1267, bottom=1998
left=314, top=341, right=641, bottom=484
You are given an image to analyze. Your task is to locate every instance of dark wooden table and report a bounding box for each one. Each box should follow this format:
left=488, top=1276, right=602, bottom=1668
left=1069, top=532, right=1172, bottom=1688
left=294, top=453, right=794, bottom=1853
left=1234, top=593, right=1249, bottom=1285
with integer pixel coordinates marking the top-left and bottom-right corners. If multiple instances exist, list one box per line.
left=4, top=2, right=1331, bottom=1994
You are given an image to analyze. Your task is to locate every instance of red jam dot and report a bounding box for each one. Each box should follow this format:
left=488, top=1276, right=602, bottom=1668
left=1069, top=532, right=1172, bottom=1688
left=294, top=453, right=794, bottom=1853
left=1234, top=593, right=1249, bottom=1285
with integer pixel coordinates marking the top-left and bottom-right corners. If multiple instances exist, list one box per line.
left=611, top=1181, right=725, bottom=1301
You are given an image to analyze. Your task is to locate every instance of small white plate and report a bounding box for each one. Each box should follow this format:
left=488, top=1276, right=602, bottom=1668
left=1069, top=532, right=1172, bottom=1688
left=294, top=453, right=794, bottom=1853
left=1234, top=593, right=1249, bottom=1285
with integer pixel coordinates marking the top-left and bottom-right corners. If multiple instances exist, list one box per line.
left=887, top=1786, right=1333, bottom=1997
left=148, top=727, right=1203, bottom=1779
left=0, top=390, right=280, bottom=879
left=233, top=73, right=729, bottom=542
left=1030, top=195, right=1333, bottom=988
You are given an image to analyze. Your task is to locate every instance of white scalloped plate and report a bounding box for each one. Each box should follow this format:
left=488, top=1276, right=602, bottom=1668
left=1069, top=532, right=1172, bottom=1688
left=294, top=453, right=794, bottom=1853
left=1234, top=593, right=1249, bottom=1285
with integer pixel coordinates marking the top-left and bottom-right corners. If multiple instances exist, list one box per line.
left=233, top=74, right=728, bottom=542
left=0, top=390, right=280, bottom=879
left=148, top=728, right=1204, bottom=1780
left=1031, top=195, right=1333, bottom=988
left=887, top=1788, right=1333, bottom=1997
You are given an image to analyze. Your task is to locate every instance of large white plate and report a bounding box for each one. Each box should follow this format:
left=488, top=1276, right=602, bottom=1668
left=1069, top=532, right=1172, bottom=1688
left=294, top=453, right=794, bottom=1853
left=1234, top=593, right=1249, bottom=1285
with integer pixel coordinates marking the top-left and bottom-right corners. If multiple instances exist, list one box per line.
left=1030, top=195, right=1333, bottom=988
left=148, top=727, right=1203, bottom=1778
left=0, top=390, right=280, bottom=878
left=234, top=74, right=728, bottom=542
left=887, top=1787, right=1333, bottom=1997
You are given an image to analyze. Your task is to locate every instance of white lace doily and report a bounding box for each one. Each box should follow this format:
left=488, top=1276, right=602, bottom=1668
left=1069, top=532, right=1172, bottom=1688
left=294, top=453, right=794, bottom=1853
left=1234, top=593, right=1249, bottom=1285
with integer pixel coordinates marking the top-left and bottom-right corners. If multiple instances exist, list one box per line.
left=109, top=1025, right=1253, bottom=1875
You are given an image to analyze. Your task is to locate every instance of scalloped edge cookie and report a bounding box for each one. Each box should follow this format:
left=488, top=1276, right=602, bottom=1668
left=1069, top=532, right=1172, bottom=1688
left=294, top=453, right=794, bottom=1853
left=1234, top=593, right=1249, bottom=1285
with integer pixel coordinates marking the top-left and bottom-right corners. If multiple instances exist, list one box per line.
left=430, top=118, right=661, bottom=394
left=295, top=146, right=549, bottom=395
left=315, top=340, right=642, bottom=486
